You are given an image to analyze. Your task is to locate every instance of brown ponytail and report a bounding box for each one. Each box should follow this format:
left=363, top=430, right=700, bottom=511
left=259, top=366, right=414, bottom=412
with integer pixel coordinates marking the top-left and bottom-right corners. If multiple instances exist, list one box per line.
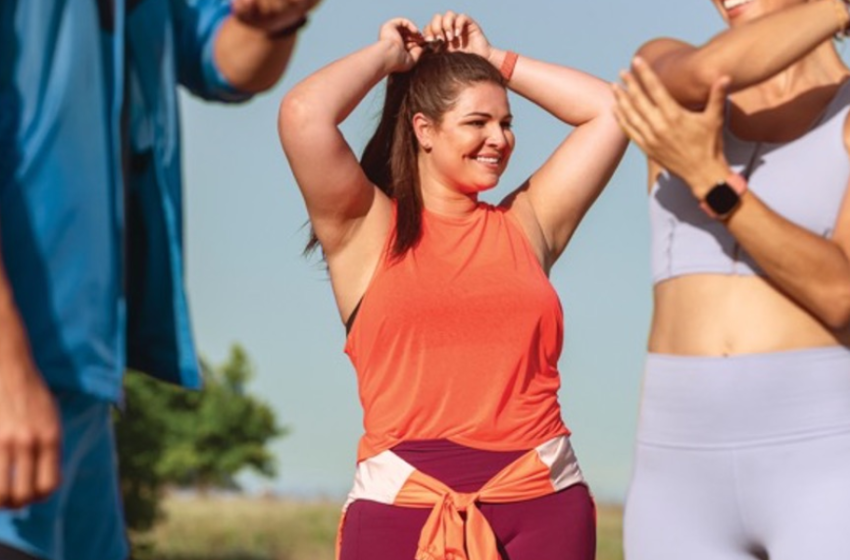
left=307, top=44, right=505, bottom=259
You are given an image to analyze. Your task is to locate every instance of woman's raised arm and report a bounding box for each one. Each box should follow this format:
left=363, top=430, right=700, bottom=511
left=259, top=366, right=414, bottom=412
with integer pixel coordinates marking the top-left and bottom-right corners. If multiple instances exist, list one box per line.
left=639, top=0, right=849, bottom=106
left=423, top=12, right=628, bottom=270
left=278, top=19, right=421, bottom=256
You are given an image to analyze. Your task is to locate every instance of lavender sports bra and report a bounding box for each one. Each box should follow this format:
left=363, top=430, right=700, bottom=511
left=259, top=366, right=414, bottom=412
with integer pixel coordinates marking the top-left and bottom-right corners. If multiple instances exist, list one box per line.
left=650, top=80, right=850, bottom=284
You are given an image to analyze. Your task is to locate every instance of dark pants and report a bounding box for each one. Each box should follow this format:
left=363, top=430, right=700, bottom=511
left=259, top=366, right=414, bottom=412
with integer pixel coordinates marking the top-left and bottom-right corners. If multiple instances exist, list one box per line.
left=339, top=440, right=596, bottom=560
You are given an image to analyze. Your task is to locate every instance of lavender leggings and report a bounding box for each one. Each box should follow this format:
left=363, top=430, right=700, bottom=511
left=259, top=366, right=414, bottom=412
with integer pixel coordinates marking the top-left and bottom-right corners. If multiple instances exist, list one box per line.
left=625, top=347, right=850, bottom=560
left=339, top=440, right=595, bottom=560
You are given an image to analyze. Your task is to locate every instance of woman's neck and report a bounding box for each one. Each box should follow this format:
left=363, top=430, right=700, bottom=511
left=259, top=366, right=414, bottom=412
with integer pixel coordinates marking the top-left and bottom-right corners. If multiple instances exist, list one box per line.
left=418, top=169, right=480, bottom=218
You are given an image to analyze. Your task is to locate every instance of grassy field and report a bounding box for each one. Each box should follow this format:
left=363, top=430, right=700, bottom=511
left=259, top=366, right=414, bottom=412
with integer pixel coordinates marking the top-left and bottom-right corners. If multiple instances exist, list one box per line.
left=139, top=496, right=623, bottom=560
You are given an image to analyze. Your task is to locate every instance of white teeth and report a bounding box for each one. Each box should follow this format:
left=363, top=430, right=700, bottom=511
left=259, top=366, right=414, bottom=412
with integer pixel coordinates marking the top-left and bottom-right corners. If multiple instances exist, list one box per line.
left=477, top=157, right=499, bottom=164
left=723, top=0, right=751, bottom=9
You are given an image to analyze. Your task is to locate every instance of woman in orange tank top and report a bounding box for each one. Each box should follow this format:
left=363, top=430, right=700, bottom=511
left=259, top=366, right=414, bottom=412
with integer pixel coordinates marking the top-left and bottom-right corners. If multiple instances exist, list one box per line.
left=279, top=11, right=627, bottom=560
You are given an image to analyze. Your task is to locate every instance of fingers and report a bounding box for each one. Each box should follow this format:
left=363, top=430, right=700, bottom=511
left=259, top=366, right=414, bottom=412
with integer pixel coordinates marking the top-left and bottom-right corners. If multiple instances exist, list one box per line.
left=423, top=11, right=472, bottom=44
left=0, top=434, right=39, bottom=508
left=630, top=57, right=682, bottom=118
left=613, top=58, right=691, bottom=151
left=0, top=444, right=9, bottom=507
left=424, top=11, right=455, bottom=42
left=612, top=83, right=652, bottom=148
left=33, top=416, right=60, bottom=502
left=619, top=68, right=664, bottom=130
left=378, top=17, right=424, bottom=70
left=0, top=390, right=61, bottom=508
left=380, top=17, right=421, bottom=42
left=392, top=17, right=422, bottom=40
left=34, top=439, right=60, bottom=501
left=10, top=441, right=35, bottom=507
left=704, top=75, right=731, bottom=121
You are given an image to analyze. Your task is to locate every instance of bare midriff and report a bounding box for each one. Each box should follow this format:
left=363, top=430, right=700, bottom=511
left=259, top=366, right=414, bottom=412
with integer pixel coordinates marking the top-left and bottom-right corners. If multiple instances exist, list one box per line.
left=650, top=275, right=850, bottom=356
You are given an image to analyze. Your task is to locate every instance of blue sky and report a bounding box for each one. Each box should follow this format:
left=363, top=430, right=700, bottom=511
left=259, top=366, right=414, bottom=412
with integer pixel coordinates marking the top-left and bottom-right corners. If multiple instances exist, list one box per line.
left=178, top=1, right=746, bottom=503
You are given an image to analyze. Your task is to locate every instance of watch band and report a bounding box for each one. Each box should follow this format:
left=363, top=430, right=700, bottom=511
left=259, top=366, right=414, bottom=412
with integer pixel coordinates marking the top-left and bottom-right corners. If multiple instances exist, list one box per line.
left=700, top=172, right=748, bottom=220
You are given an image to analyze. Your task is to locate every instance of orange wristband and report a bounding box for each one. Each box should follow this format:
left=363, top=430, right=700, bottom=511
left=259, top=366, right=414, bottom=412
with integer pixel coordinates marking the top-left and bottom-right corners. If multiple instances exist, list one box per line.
left=500, top=51, right=518, bottom=82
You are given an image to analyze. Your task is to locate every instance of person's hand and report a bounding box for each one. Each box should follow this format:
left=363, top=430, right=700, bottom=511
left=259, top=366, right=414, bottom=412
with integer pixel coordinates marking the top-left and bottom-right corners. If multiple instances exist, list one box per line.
left=378, top=18, right=424, bottom=73
left=422, top=11, right=492, bottom=61
left=230, top=0, right=321, bottom=35
left=613, top=57, right=731, bottom=197
left=0, top=329, right=61, bottom=509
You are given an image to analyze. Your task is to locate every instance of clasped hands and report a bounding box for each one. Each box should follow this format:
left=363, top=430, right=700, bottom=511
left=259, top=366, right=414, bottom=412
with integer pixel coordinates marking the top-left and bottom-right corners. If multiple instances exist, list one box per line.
left=378, top=11, right=496, bottom=73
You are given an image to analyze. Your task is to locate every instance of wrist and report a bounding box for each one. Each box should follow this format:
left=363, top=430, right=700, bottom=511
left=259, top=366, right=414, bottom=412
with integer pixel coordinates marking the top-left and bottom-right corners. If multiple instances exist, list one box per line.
left=377, top=39, right=408, bottom=73
left=688, top=161, right=733, bottom=199
left=488, top=48, right=506, bottom=71
left=266, top=15, right=308, bottom=40
left=0, top=307, right=31, bottom=362
left=488, top=48, right=518, bottom=82
left=0, top=279, right=30, bottom=365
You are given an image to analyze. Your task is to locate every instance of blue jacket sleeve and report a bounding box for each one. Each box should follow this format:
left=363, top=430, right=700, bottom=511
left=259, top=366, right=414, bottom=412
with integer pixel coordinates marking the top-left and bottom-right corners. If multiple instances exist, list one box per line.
left=171, top=0, right=253, bottom=103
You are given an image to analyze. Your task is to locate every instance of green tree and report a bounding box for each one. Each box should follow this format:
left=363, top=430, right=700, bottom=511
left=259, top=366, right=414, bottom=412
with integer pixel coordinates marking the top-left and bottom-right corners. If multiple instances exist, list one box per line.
left=115, top=344, right=285, bottom=532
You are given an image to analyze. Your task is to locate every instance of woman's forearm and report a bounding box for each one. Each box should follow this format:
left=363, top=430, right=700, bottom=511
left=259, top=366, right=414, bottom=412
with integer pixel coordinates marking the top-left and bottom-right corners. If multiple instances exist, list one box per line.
left=643, top=0, right=848, bottom=104
left=282, top=40, right=403, bottom=127
left=214, top=17, right=300, bottom=93
left=726, top=192, right=850, bottom=329
left=488, top=48, right=616, bottom=126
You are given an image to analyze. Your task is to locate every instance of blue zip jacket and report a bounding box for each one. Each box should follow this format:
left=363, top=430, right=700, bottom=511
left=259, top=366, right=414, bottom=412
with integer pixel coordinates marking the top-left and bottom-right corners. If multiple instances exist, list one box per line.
left=0, top=0, right=251, bottom=402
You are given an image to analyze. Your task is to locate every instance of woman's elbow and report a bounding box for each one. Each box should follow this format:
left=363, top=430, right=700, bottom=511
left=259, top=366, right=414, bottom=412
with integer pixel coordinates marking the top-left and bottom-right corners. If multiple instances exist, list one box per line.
left=817, top=288, right=850, bottom=330
left=634, top=40, right=720, bottom=107
left=278, top=89, right=312, bottom=145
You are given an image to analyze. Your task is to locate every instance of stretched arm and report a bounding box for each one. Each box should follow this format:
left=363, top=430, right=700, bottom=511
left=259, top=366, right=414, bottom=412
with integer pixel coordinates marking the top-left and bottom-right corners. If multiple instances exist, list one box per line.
left=278, top=19, right=422, bottom=319
left=278, top=19, right=421, bottom=253
left=640, top=0, right=850, bottom=106
left=423, top=12, right=627, bottom=269
left=214, top=0, right=321, bottom=93
left=0, top=243, right=60, bottom=509
left=614, top=59, right=850, bottom=329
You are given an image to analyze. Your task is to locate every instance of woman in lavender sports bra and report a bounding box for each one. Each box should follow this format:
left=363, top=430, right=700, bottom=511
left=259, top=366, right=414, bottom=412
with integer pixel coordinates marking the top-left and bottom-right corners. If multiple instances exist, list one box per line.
left=613, top=0, right=850, bottom=558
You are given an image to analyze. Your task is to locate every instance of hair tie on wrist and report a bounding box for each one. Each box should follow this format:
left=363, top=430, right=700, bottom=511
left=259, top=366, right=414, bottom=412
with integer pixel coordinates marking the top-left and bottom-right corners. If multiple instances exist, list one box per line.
left=500, top=51, right=519, bottom=82
left=268, top=16, right=308, bottom=40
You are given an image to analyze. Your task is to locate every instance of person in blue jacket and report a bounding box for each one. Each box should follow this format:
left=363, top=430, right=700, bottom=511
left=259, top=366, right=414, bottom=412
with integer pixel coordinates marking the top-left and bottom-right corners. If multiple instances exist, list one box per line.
left=0, top=1, right=319, bottom=558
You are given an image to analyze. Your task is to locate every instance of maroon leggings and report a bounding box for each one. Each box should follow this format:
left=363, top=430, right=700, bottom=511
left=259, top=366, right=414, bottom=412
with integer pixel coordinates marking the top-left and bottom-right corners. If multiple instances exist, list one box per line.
left=339, top=440, right=596, bottom=560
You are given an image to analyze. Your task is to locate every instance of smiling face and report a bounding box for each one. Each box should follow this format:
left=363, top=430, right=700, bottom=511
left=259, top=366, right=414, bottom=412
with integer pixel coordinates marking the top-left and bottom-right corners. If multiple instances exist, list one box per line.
left=416, top=81, right=515, bottom=195
left=711, top=0, right=805, bottom=25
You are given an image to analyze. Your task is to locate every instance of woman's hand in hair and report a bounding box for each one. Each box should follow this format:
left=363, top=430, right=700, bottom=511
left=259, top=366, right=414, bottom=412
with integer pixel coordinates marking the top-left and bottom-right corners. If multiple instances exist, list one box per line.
left=613, top=57, right=731, bottom=199
left=378, top=18, right=425, bottom=73
left=422, top=11, right=492, bottom=61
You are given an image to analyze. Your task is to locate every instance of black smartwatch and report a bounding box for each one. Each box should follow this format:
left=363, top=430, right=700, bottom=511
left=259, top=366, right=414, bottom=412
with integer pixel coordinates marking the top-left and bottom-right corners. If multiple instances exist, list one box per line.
left=700, top=173, right=748, bottom=220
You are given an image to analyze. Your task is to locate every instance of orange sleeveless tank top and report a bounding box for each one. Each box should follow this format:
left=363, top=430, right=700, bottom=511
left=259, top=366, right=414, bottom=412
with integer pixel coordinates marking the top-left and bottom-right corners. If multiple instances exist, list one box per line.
left=345, top=203, right=570, bottom=462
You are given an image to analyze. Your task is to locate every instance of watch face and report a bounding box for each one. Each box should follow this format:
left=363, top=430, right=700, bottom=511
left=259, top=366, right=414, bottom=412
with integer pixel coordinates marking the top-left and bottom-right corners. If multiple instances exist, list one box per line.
left=705, top=182, right=740, bottom=217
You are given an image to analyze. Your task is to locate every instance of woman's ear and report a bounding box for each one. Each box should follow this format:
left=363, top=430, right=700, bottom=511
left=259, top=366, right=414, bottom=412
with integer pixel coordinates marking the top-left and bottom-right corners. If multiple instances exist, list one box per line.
left=412, top=112, right=433, bottom=152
